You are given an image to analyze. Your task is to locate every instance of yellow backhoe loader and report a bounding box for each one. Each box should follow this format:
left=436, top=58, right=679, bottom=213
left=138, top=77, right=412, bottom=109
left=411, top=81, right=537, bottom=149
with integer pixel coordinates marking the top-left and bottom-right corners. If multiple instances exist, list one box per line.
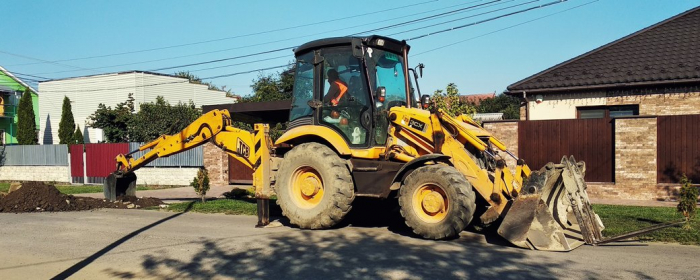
left=105, top=36, right=625, bottom=251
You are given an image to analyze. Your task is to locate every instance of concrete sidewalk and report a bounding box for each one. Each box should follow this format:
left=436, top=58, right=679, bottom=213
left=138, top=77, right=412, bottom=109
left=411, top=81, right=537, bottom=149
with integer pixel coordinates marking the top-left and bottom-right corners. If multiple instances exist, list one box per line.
left=75, top=184, right=241, bottom=203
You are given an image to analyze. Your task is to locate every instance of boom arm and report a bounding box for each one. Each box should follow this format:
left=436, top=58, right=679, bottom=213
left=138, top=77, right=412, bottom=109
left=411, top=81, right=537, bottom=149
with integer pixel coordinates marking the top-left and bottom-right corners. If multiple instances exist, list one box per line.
left=114, top=109, right=258, bottom=174
left=108, top=108, right=274, bottom=226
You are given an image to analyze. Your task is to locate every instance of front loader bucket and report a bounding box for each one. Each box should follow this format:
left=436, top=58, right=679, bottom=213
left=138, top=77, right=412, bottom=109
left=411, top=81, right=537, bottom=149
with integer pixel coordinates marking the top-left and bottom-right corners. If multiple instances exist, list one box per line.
left=103, top=172, right=137, bottom=202
left=498, top=156, right=605, bottom=251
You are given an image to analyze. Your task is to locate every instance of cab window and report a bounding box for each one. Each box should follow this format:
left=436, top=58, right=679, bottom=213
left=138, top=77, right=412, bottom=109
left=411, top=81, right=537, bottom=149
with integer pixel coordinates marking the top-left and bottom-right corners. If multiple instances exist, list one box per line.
left=319, top=47, right=371, bottom=146
left=365, top=48, right=408, bottom=145
left=289, top=52, right=315, bottom=122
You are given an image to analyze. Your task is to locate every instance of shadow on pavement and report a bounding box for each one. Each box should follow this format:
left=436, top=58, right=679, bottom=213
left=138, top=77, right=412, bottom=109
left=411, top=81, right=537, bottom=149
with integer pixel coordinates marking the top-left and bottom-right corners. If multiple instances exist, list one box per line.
left=50, top=202, right=195, bottom=280
left=104, top=227, right=597, bottom=279
left=103, top=198, right=602, bottom=279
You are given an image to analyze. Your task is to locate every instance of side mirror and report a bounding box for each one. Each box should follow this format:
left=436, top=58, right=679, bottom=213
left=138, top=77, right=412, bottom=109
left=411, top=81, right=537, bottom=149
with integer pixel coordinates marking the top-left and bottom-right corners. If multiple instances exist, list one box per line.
left=418, top=63, right=425, bottom=78
left=376, top=86, right=386, bottom=102
left=420, top=94, right=431, bottom=109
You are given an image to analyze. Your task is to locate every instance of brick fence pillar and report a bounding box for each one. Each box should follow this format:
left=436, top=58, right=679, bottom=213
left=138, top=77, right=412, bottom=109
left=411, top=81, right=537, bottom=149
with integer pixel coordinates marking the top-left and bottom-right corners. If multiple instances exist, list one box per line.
left=483, top=121, right=519, bottom=173
left=203, top=142, right=229, bottom=186
left=611, top=117, right=658, bottom=200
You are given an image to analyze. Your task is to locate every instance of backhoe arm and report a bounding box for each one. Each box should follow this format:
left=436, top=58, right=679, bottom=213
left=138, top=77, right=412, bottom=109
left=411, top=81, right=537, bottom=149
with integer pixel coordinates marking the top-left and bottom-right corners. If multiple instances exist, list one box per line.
left=115, top=109, right=236, bottom=173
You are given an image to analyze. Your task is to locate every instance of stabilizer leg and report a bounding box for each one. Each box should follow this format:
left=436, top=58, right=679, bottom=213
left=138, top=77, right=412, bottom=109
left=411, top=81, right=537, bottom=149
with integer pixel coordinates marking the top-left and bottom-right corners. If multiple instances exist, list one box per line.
left=256, top=198, right=270, bottom=228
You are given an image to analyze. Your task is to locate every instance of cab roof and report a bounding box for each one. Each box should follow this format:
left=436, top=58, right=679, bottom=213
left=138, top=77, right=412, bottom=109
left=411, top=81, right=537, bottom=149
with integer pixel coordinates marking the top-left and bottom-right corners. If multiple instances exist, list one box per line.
left=294, top=35, right=409, bottom=56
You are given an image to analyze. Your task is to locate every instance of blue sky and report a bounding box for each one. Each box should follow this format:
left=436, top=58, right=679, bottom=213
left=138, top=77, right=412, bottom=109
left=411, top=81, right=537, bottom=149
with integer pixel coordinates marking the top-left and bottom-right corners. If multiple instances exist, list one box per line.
left=2, top=0, right=698, bottom=97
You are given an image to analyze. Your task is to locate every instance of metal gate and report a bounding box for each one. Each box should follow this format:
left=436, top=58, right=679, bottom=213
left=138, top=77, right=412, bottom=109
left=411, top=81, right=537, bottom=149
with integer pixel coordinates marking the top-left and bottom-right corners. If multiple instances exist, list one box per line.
left=518, top=118, right=614, bottom=182
left=657, top=114, right=700, bottom=183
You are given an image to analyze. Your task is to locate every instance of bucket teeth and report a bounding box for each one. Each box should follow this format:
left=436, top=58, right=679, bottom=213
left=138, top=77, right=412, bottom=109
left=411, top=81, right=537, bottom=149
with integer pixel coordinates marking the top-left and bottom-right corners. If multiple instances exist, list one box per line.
left=497, top=156, right=604, bottom=251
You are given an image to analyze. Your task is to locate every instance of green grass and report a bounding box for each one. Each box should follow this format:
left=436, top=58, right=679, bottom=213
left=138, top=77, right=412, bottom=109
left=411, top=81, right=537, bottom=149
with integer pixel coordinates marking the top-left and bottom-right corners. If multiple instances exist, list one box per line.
left=165, top=199, right=260, bottom=215
left=0, top=183, right=9, bottom=193
left=593, top=204, right=699, bottom=245
left=163, top=196, right=281, bottom=216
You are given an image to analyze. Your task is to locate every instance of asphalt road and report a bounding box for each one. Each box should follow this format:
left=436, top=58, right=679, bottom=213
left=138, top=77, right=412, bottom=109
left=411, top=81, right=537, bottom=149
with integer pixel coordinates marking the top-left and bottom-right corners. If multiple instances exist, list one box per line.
left=1, top=209, right=699, bottom=280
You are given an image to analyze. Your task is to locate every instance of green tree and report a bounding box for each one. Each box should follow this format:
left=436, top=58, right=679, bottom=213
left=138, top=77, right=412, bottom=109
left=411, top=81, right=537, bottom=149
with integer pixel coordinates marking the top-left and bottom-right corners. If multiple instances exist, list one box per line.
left=16, top=88, right=37, bottom=145
left=431, top=83, right=476, bottom=117
left=190, top=167, right=210, bottom=203
left=240, top=66, right=295, bottom=103
left=129, top=96, right=201, bottom=142
left=174, top=71, right=227, bottom=92
left=58, top=96, right=76, bottom=144
left=233, top=65, right=295, bottom=141
left=73, top=125, right=84, bottom=144
left=87, top=93, right=135, bottom=143
left=476, top=94, right=521, bottom=120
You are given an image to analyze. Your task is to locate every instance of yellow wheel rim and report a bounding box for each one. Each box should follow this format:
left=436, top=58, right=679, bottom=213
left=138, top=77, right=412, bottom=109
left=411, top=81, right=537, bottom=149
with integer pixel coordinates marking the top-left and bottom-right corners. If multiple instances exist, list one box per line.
left=412, top=184, right=449, bottom=223
left=290, top=166, right=325, bottom=209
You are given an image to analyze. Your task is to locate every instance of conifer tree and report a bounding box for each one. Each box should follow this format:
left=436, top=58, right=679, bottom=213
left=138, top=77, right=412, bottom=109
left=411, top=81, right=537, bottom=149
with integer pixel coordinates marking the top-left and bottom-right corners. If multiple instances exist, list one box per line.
left=73, top=125, right=84, bottom=144
left=58, top=96, right=76, bottom=144
left=16, top=89, right=38, bottom=145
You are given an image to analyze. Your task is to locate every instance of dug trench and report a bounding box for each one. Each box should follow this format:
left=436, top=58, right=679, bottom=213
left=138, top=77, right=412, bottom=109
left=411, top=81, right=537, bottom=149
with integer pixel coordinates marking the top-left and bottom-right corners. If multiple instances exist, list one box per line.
left=0, top=182, right=164, bottom=213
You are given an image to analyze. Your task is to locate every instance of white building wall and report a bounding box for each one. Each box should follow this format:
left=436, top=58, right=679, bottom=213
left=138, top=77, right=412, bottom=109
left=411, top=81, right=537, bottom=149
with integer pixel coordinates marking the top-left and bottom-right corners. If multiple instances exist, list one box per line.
left=527, top=91, right=606, bottom=120
left=0, top=166, right=70, bottom=182
left=38, top=72, right=235, bottom=144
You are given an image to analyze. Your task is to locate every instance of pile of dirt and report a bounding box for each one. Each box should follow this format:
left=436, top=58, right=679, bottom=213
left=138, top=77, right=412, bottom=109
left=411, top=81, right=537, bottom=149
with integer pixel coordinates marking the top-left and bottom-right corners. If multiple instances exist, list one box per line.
left=0, top=182, right=164, bottom=213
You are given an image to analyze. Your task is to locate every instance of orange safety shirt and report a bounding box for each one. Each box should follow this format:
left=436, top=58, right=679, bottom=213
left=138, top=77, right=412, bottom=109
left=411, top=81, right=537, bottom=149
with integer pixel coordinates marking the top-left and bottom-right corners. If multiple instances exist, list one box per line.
left=331, top=80, right=348, bottom=106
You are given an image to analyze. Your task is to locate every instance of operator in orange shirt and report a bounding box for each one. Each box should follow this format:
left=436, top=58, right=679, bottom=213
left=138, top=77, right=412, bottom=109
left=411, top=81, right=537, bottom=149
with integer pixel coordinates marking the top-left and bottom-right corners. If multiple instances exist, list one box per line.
left=323, top=69, right=348, bottom=106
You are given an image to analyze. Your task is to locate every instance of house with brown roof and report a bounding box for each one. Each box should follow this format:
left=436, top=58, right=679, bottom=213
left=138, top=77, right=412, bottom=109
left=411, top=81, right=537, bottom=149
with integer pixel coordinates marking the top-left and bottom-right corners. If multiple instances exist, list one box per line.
left=459, top=92, right=495, bottom=106
left=505, top=6, right=700, bottom=121
left=483, top=7, right=700, bottom=201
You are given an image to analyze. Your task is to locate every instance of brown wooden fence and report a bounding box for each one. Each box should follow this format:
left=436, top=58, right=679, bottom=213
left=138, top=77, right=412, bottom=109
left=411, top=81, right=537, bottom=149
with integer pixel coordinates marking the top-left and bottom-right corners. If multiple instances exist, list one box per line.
left=657, top=114, right=700, bottom=183
left=229, top=156, right=253, bottom=184
left=518, top=118, right=614, bottom=182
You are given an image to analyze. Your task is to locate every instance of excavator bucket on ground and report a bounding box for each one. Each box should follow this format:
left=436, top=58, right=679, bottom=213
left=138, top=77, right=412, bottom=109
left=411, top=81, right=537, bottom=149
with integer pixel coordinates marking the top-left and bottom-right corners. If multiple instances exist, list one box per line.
left=498, top=156, right=605, bottom=251
left=103, top=172, right=137, bottom=201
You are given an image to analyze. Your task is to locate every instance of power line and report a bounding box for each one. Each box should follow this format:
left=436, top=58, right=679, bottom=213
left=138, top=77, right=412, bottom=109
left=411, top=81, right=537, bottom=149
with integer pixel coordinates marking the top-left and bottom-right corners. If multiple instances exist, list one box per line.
left=0, top=50, right=102, bottom=74
left=406, top=0, right=567, bottom=41
left=26, top=0, right=540, bottom=78
left=10, top=71, right=50, bottom=80
left=148, top=47, right=293, bottom=72
left=42, top=0, right=520, bottom=76
left=352, top=0, right=503, bottom=35
left=189, top=55, right=291, bottom=72
left=29, top=0, right=489, bottom=76
left=202, top=64, right=294, bottom=80
left=413, top=0, right=599, bottom=56
left=34, top=0, right=579, bottom=93
left=6, top=0, right=440, bottom=67
left=37, top=63, right=293, bottom=93
left=32, top=55, right=293, bottom=88
left=389, top=0, right=537, bottom=37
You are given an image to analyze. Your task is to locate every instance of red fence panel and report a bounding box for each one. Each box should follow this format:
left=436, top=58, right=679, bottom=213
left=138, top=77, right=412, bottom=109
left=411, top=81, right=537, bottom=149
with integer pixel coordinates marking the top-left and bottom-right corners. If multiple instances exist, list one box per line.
left=657, top=114, right=700, bottom=183
left=85, top=143, right=128, bottom=184
left=70, top=144, right=84, bottom=183
left=518, top=118, right=614, bottom=182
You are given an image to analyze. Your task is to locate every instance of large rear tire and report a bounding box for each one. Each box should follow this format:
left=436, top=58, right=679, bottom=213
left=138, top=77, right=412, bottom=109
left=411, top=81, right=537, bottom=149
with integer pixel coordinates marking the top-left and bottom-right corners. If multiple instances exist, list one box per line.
left=399, top=165, right=476, bottom=239
left=275, top=143, right=355, bottom=229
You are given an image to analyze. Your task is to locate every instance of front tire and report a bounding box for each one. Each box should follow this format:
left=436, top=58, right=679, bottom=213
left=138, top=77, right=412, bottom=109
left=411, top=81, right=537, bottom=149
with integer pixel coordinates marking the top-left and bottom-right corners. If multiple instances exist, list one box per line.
left=275, top=143, right=354, bottom=229
left=399, top=165, right=476, bottom=239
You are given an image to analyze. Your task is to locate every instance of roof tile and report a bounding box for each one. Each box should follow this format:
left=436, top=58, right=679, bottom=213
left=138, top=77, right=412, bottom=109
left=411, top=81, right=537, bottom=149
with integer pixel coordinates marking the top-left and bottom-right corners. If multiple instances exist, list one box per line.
left=508, top=6, right=700, bottom=92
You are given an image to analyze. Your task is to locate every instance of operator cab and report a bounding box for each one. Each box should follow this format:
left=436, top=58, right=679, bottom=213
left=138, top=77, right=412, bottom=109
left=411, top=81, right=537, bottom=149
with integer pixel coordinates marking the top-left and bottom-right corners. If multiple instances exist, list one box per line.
left=289, top=35, right=418, bottom=148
